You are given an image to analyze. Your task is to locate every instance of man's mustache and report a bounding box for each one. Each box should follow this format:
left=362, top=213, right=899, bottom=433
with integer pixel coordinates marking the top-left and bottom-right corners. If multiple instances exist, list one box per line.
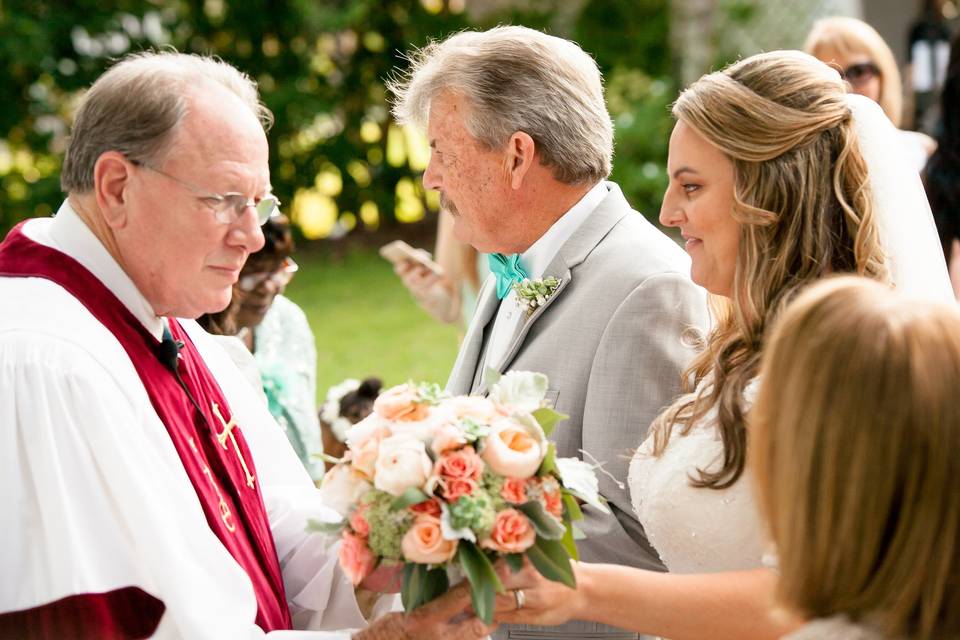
left=440, top=193, right=459, bottom=217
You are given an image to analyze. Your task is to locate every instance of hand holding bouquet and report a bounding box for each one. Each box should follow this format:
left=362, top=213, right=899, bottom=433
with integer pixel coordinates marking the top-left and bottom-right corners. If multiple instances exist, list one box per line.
left=312, top=370, right=608, bottom=624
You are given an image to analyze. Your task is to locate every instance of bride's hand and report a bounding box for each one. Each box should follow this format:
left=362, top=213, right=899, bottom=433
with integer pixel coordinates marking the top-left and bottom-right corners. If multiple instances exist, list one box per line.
left=492, top=558, right=586, bottom=627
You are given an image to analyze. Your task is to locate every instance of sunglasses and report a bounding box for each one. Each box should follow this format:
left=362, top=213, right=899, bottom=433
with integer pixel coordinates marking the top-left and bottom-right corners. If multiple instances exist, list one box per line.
left=237, top=257, right=299, bottom=292
left=842, top=62, right=880, bottom=86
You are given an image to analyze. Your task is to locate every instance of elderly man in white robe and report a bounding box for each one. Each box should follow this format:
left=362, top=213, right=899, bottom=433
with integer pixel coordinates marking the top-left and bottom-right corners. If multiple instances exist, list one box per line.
left=0, top=52, right=488, bottom=640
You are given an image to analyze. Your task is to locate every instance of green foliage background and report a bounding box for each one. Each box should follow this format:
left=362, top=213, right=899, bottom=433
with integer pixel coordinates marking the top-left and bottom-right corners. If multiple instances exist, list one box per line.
left=1, top=0, right=674, bottom=235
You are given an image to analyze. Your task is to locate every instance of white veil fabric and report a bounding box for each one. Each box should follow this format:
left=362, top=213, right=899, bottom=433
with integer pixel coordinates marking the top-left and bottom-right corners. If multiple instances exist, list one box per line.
left=846, top=93, right=954, bottom=303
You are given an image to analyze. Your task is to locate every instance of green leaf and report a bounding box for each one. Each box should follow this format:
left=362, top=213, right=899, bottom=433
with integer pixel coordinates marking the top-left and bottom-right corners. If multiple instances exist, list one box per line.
left=559, top=521, right=579, bottom=560
left=393, top=487, right=431, bottom=510
left=401, top=563, right=426, bottom=613
left=457, top=542, right=504, bottom=625
left=526, top=537, right=576, bottom=589
left=505, top=553, right=525, bottom=573
left=484, top=367, right=502, bottom=387
left=518, top=501, right=565, bottom=540
left=531, top=407, right=568, bottom=437
left=562, top=491, right=584, bottom=522
left=305, top=517, right=346, bottom=536
left=401, top=563, right=451, bottom=613
left=537, top=442, right=557, bottom=476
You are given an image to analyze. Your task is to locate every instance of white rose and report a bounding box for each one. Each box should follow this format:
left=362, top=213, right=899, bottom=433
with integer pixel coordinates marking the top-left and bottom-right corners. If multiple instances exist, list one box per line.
left=319, top=464, right=372, bottom=517
left=374, top=434, right=433, bottom=496
left=481, top=414, right=547, bottom=478
left=345, top=412, right=391, bottom=450
left=488, top=371, right=549, bottom=414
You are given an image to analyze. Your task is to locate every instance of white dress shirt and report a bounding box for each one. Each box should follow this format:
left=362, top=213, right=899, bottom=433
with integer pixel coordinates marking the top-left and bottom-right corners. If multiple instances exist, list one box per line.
left=482, top=181, right=607, bottom=373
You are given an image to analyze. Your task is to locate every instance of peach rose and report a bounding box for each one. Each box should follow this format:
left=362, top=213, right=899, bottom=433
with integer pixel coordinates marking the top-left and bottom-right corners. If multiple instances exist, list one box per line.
left=339, top=531, right=376, bottom=585
left=349, top=505, right=370, bottom=538
left=351, top=434, right=381, bottom=478
left=500, top=477, right=528, bottom=505
left=374, top=384, right=431, bottom=422
left=480, top=508, right=536, bottom=554
left=542, top=485, right=563, bottom=519
left=410, top=498, right=442, bottom=518
left=401, top=515, right=458, bottom=564
left=481, top=415, right=547, bottom=479
left=434, top=446, right=484, bottom=482
left=319, top=464, right=372, bottom=517
left=443, top=395, right=501, bottom=424
left=345, top=412, right=391, bottom=451
left=374, top=434, right=433, bottom=496
left=439, top=477, right=478, bottom=502
left=430, top=423, right=468, bottom=456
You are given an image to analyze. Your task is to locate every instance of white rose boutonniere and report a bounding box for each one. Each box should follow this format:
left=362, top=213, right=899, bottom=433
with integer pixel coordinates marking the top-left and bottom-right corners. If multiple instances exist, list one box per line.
left=513, top=276, right=561, bottom=317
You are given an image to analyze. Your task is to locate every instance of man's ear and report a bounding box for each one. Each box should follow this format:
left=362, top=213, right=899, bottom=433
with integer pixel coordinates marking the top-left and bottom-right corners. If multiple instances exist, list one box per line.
left=93, top=151, right=133, bottom=229
left=504, top=131, right=536, bottom=190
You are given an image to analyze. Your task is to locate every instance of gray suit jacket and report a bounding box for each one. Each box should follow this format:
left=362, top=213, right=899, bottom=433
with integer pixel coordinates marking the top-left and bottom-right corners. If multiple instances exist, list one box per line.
left=447, top=182, right=709, bottom=639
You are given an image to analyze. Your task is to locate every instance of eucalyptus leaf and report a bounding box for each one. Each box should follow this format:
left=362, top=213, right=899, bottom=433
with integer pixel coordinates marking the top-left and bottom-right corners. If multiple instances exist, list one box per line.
left=518, top=501, right=565, bottom=540
left=527, top=537, right=577, bottom=589
left=393, top=487, right=431, bottom=510
left=305, top=517, right=346, bottom=536
left=457, top=542, right=504, bottom=625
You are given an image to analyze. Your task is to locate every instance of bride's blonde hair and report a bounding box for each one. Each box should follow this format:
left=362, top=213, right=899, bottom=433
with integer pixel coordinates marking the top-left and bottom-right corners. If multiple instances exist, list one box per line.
left=751, top=276, right=960, bottom=638
left=651, top=50, right=888, bottom=488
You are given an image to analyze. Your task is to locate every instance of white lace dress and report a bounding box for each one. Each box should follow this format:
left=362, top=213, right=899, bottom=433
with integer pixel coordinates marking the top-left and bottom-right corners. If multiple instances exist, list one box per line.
left=627, top=381, right=766, bottom=573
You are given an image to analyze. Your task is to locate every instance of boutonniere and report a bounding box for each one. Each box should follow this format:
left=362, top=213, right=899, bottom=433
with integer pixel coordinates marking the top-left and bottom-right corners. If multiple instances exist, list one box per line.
left=513, top=276, right=562, bottom=317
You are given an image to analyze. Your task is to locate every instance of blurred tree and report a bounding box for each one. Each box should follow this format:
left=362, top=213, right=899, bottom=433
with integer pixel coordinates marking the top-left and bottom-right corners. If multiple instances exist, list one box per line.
left=0, top=0, right=468, bottom=237
left=1, top=0, right=673, bottom=237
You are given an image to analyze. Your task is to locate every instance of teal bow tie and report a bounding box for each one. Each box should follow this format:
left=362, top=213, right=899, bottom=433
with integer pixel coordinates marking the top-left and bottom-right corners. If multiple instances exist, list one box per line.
left=488, top=253, right=529, bottom=299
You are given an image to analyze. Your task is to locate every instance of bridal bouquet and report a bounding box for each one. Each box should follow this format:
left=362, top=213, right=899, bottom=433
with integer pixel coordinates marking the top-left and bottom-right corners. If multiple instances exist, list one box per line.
left=312, top=370, right=608, bottom=624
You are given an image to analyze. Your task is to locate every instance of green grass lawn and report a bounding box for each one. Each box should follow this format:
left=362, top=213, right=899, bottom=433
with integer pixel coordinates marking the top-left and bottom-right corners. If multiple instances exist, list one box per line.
left=283, top=246, right=463, bottom=402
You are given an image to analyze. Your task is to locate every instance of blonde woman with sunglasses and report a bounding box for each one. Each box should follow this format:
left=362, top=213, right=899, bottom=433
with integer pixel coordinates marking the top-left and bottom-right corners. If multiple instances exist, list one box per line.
left=805, top=16, right=937, bottom=173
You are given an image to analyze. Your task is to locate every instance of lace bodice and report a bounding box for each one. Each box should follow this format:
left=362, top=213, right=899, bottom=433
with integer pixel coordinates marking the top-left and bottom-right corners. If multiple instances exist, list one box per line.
left=627, top=380, right=766, bottom=573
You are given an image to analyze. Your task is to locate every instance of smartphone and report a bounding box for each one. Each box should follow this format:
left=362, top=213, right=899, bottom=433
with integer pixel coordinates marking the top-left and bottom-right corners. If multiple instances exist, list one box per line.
left=379, top=240, right=445, bottom=276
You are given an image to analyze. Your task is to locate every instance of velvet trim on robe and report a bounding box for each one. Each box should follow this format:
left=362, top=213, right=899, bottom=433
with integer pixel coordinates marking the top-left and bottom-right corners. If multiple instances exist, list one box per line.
left=0, top=223, right=292, bottom=634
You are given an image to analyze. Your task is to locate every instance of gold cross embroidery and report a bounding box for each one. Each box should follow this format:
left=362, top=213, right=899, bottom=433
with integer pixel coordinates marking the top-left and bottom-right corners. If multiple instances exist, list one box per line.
left=211, top=402, right=256, bottom=489
left=188, top=437, right=236, bottom=532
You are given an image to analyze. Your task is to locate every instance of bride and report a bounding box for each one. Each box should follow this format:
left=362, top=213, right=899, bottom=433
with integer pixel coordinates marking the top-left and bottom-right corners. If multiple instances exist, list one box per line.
left=492, top=49, right=953, bottom=638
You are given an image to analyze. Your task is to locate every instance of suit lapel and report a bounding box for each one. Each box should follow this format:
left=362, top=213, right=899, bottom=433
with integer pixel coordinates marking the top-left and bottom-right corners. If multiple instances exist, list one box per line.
left=446, top=273, right=500, bottom=394
left=484, top=182, right=632, bottom=384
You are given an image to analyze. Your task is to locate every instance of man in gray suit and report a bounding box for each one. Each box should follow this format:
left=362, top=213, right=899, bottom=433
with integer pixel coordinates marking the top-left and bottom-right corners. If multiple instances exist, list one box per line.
left=391, top=26, right=707, bottom=639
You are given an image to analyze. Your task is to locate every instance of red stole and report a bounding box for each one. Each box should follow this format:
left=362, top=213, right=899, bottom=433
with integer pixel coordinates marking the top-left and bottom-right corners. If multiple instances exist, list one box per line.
left=0, top=223, right=292, bottom=634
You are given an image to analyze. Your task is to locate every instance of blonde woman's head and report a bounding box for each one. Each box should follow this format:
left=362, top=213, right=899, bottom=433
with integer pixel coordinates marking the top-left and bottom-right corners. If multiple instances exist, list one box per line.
left=654, top=50, right=888, bottom=488
left=805, top=16, right=903, bottom=127
left=751, top=276, right=960, bottom=638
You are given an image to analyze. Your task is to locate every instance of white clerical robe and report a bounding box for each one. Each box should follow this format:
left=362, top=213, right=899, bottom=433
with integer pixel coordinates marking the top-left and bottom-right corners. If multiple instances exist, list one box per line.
left=0, top=204, right=396, bottom=638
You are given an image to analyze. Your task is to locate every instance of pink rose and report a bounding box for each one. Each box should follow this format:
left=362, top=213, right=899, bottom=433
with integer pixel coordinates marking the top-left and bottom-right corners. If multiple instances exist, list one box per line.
left=410, top=498, right=442, bottom=518
left=539, top=477, right=563, bottom=519
left=401, top=515, right=458, bottom=564
left=439, top=477, right=478, bottom=502
left=434, top=446, right=484, bottom=482
left=430, top=423, right=468, bottom=456
left=349, top=505, right=370, bottom=538
left=481, top=509, right=537, bottom=554
left=374, top=384, right=430, bottom=422
left=338, top=531, right=376, bottom=585
left=500, top=477, right=528, bottom=505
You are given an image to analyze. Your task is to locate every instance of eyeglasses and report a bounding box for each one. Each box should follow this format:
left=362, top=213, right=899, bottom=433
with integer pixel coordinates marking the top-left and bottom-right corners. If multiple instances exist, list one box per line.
left=842, top=62, right=880, bottom=87
left=133, top=161, right=280, bottom=225
left=237, top=257, right=298, bottom=292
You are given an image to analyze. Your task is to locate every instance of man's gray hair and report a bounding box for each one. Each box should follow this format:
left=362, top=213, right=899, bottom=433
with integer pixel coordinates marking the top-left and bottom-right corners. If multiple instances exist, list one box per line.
left=389, top=26, right=613, bottom=185
left=61, top=51, right=272, bottom=193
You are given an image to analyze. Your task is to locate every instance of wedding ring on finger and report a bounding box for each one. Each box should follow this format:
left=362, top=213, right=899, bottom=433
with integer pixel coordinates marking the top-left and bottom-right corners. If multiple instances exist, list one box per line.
left=513, top=588, right=526, bottom=610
